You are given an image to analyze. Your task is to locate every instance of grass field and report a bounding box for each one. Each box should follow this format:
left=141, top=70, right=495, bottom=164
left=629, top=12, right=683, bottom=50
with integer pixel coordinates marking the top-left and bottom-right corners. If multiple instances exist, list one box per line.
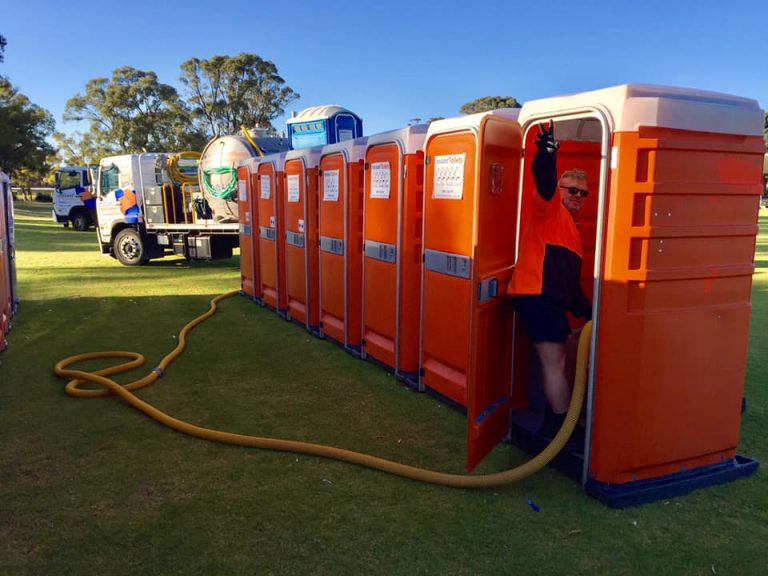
left=1, top=202, right=766, bottom=575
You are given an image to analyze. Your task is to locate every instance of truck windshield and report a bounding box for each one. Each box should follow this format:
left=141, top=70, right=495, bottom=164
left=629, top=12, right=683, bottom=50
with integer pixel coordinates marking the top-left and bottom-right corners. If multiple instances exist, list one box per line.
left=100, top=165, right=120, bottom=195
left=56, top=170, right=81, bottom=192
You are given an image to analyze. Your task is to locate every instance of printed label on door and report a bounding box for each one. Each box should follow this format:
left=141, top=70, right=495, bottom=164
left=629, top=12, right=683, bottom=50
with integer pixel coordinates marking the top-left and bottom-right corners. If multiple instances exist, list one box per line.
left=287, top=175, right=300, bottom=202
left=370, top=162, right=391, bottom=199
left=433, top=154, right=465, bottom=200
left=323, top=170, right=340, bottom=202
left=260, top=175, right=271, bottom=199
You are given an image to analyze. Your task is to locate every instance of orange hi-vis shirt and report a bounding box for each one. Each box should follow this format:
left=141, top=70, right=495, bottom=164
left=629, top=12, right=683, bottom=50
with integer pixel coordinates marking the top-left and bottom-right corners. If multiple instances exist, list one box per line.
left=508, top=190, right=586, bottom=312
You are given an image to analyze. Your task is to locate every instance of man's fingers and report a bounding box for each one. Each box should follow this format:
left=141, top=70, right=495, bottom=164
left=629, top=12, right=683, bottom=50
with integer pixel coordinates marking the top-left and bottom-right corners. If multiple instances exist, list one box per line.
left=548, top=119, right=555, bottom=140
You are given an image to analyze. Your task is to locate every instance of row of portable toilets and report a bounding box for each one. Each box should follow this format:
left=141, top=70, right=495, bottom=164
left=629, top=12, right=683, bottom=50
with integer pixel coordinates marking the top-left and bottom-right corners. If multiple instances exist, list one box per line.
left=239, top=84, right=765, bottom=506
left=0, top=170, right=18, bottom=353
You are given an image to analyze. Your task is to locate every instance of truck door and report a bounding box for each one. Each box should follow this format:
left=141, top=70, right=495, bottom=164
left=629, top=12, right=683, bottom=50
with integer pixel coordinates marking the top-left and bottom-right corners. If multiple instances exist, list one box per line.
left=54, top=169, right=84, bottom=220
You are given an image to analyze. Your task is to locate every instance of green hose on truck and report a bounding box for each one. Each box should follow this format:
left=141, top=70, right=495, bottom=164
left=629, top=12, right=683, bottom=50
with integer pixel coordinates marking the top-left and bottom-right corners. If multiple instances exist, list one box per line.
left=54, top=291, right=590, bottom=489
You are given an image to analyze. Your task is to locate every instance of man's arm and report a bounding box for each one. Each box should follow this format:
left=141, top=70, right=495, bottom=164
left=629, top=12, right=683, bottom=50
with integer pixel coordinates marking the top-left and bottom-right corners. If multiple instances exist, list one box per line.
left=531, top=121, right=559, bottom=201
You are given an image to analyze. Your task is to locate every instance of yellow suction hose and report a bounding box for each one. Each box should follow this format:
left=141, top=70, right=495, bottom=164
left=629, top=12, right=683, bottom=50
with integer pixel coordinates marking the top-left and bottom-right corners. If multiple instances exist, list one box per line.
left=54, top=291, right=591, bottom=489
left=241, top=126, right=265, bottom=157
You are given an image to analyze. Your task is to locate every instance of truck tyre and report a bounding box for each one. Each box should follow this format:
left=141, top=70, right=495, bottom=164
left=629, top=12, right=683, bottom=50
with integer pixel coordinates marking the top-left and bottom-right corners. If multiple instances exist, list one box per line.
left=71, top=211, right=90, bottom=232
left=114, top=228, right=147, bottom=266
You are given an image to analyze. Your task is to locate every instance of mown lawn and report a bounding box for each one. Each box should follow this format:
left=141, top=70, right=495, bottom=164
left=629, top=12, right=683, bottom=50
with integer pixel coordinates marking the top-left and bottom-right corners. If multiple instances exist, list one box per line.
left=1, top=201, right=766, bottom=575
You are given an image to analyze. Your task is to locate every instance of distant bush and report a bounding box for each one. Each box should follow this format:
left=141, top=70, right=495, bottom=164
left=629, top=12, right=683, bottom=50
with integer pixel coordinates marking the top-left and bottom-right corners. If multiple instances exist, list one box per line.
left=34, top=192, right=52, bottom=203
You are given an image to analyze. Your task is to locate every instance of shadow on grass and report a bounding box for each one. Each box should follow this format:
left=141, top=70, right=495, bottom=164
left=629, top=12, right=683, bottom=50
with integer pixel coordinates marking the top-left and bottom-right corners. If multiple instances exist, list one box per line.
left=3, top=292, right=478, bottom=473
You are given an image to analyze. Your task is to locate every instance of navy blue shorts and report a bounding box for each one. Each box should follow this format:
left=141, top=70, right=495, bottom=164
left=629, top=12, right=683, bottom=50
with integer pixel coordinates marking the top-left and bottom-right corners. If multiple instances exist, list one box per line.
left=512, top=295, right=571, bottom=344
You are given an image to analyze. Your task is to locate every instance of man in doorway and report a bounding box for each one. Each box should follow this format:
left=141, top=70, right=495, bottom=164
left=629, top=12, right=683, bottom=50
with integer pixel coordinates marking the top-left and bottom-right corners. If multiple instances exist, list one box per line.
left=508, top=121, right=592, bottom=438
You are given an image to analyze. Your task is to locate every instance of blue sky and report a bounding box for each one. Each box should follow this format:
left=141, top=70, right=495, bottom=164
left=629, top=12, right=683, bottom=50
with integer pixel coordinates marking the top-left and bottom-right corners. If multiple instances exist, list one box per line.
left=2, top=0, right=767, bottom=138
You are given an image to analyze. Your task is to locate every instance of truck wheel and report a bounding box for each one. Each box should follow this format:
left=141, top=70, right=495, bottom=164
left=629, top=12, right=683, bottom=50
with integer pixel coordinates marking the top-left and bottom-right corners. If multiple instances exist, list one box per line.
left=71, top=211, right=90, bottom=232
left=114, top=228, right=147, bottom=266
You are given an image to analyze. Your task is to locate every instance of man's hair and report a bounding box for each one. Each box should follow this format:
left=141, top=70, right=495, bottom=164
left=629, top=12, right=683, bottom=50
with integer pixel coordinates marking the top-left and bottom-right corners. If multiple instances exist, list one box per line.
left=560, top=169, right=588, bottom=182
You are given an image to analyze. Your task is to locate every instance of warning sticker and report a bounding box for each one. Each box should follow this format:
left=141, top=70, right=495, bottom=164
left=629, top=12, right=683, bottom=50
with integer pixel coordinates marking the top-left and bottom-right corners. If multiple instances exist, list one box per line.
left=370, top=162, right=391, bottom=199
left=260, top=175, right=271, bottom=199
left=324, top=170, right=340, bottom=202
left=238, top=180, right=247, bottom=202
left=287, top=175, right=300, bottom=203
left=433, top=154, right=466, bottom=200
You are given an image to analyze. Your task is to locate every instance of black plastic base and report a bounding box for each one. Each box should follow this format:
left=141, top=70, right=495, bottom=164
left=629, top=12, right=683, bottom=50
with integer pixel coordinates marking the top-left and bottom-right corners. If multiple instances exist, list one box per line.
left=585, top=455, right=759, bottom=508
left=508, top=412, right=584, bottom=481
left=395, top=371, right=420, bottom=391
left=509, top=409, right=759, bottom=508
left=361, top=352, right=395, bottom=374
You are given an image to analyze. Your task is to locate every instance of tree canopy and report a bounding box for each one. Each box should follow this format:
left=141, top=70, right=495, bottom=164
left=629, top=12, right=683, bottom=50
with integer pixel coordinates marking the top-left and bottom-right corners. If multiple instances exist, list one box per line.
left=63, top=66, right=206, bottom=160
left=0, top=34, right=6, bottom=62
left=59, top=54, right=298, bottom=163
left=179, top=53, right=299, bottom=137
left=0, top=76, right=56, bottom=178
left=460, top=96, right=522, bottom=115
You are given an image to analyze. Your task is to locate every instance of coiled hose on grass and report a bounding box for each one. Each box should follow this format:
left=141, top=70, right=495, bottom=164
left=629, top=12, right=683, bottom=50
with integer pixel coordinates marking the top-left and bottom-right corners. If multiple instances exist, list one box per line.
left=54, top=290, right=591, bottom=489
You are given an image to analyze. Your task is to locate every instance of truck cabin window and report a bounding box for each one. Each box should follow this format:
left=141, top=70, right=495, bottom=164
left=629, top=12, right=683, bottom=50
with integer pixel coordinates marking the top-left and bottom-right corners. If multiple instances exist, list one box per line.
left=56, top=171, right=81, bottom=192
left=100, top=165, right=120, bottom=195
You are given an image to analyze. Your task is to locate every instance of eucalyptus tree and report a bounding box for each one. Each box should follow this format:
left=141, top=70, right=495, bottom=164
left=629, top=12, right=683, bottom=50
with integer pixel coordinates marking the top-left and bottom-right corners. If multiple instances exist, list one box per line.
left=460, top=96, right=522, bottom=115
left=179, top=53, right=299, bottom=137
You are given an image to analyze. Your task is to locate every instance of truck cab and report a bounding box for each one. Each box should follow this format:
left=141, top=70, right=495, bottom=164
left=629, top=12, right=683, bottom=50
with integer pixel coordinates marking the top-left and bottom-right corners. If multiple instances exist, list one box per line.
left=53, top=166, right=98, bottom=231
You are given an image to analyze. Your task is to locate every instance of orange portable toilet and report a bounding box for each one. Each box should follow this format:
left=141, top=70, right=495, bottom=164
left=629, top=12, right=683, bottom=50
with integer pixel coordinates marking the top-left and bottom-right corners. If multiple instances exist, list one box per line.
left=283, top=147, right=323, bottom=331
left=419, top=110, right=523, bottom=471
left=317, top=138, right=368, bottom=350
left=361, top=126, right=427, bottom=377
left=0, top=169, right=15, bottom=352
left=255, top=153, right=289, bottom=313
left=237, top=160, right=260, bottom=300
left=506, top=84, right=763, bottom=506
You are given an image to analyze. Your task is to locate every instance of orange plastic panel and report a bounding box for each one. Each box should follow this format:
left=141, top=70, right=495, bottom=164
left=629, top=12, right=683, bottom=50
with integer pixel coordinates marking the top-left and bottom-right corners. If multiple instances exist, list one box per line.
left=283, top=160, right=320, bottom=330
left=318, top=153, right=363, bottom=348
left=465, top=117, right=523, bottom=471
left=362, top=144, right=424, bottom=375
left=421, top=132, right=476, bottom=405
left=421, top=115, right=523, bottom=471
left=398, top=152, right=425, bottom=374
left=590, top=128, right=764, bottom=485
left=362, top=144, right=401, bottom=368
left=0, top=185, right=8, bottom=344
left=257, top=163, right=286, bottom=311
left=237, top=166, right=257, bottom=298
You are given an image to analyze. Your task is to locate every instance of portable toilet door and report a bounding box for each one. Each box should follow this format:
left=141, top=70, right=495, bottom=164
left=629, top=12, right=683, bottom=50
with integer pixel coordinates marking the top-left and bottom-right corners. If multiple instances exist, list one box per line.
left=237, top=160, right=260, bottom=300
left=361, top=126, right=427, bottom=377
left=317, top=138, right=368, bottom=350
left=420, top=110, right=523, bottom=471
left=256, top=153, right=288, bottom=313
left=283, top=147, right=323, bottom=331
left=0, top=170, right=11, bottom=349
left=515, top=84, right=764, bottom=506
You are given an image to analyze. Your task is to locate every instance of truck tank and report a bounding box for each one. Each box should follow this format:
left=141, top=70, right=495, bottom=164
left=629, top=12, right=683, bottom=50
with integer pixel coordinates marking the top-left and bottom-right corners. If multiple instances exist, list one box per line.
left=199, top=132, right=290, bottom=222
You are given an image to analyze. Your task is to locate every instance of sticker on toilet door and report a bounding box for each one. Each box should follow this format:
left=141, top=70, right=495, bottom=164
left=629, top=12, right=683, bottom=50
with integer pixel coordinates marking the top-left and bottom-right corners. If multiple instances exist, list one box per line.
left=238, top=180, right=247, bottom=202
left=260, top=175, right=271, bottom=199
left=370, top=162, right=391, bottom=199
left=433, top=154, right=465, bottom=200
left=287, top=175, right=300, bottom=202
left=323, top=170, right=340, bottom=201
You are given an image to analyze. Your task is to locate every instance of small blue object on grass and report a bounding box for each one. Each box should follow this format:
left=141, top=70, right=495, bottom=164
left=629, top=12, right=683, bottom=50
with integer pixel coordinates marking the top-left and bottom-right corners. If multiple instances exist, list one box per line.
left=526, top=498, right=540, bottom=512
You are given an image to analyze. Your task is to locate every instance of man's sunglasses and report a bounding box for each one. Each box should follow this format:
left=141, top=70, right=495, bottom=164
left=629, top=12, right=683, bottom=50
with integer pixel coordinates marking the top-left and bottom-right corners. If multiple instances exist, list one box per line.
left=560, top=185, right=589, bottom=198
